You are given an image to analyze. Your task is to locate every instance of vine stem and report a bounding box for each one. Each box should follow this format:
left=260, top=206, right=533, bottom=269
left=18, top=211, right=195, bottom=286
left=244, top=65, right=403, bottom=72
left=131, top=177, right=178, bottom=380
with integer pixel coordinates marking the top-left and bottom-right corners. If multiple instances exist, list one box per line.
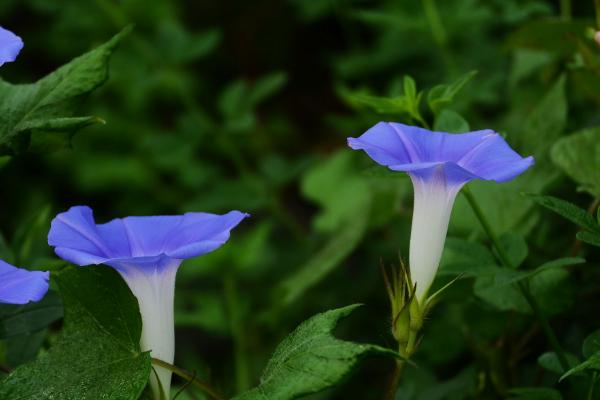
left=462, top=187, right=570, bottom=373
left=383, top=360, right=404, bottom=400
left=560, top=0, right=571, bottom=20
left=151, top=358, right=227, bottom=400
left=382, top=327, right=417, bottom=400
left=588, top=371, right=598, bottom=400
left=415, top=114, right=431, bottom=130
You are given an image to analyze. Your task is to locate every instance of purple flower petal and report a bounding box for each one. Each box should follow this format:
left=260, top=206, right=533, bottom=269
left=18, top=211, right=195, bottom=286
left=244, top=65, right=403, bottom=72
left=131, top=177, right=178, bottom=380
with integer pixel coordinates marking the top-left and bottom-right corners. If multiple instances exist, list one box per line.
left=48, top=206, right=250, bottom=267
left=0, top=26, right=23, bottom=67
left=0, top=260, right=49, bottom=305
left=348, top=122, right=534, bottom=185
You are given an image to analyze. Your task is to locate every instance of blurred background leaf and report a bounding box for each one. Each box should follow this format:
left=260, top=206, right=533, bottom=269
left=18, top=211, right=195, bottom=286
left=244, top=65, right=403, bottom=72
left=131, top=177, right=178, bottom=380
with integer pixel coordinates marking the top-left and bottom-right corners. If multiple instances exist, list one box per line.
left=1, top=0, right=600, bottom=399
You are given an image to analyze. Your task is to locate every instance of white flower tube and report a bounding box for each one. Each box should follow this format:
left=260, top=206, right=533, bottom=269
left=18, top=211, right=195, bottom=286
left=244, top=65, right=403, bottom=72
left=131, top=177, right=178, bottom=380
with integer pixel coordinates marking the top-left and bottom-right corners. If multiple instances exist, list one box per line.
left=408, top=173, right=462, bottom=301
left=117, top=261, right=180, bottom=400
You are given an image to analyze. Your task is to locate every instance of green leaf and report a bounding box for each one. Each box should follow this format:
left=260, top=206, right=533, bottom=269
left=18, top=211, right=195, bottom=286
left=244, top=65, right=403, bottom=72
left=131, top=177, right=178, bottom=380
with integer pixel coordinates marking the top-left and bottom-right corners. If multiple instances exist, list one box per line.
left=508, top=387, right=562, bottom=400
left=175, top=292, right=229, bottom=335
left=452, top=176, right=544, bottom=237
left=561, top=351, right=600, bottom=381
left=551, top=126, right=600, bottom=198
left=534, top=257, right=585, bottom=274
left=538, top=351, right=580, bottom=375
left=427, top=71, right=477, bottom=115
left=498, top=233, right=528, bottom=268
left=302, top=151, right=370, bottom=232
left=402, top=75, right=424, bottom=122
left=276, top=214, right=368, bottom=307
left=0, top=291, right=63, bottom=339
left=5, top=330, right=47, bottom=367
left=530, top=268, right=576, bottom=315
left=0, top=266, right=151, bottom=399
left=520, top=75, right=567, bottom=164
left=583, top=330, right=600, bottom=359
left=233, top=305, right=397, bottom=400
left=279, top=151, right=372, bottom=306
left=11, top=205, right=52, bottom=265
left=403, top=75, right=417, bottom=100
left=0, top=27, right=130, bottom=155
left=248, top=72, right=288, bottom=106
left=156, top=21, right=221, bottom=63
left=438, top=238, right=497, bottom=277
left=507, top=19, right=587, bottom=56
left=474, top=267, right=575, bottom=315
left=218, top=71, right=287, bottom=132
left=577, top=230, right=600, bottom=247
left=340, top=91, right=409, bottom=115
left=528, top=194, right=600, bottom=233
left=338, top=76, right=424, bottom=123
left=433, top=109, right=470, bottom=133
left=481, top=257, right=583, bottom=288
left=509, top=49, right=554, bottom=87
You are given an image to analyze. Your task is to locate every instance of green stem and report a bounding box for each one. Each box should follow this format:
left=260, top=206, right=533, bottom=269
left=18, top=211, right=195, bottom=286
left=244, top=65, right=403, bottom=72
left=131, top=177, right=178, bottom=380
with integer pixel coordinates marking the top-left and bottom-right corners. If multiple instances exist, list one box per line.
left=596, top=0, right=600, bottom=28
left=422, top=0, right=446, bottom=46
left=151, top=358, right=227, bottom=400
left=415, top=113, right=431, bottom=130
left=383, top=359, right=405, bottom=400
left=383, top=329, right=417, bottom=400
left=462, top=187, right=570, bottom=373
left=560, top=0, right=571, bottom=21
left=224, top=274, right=251, bottom=393
left=588, top=371, right=598, bottom=400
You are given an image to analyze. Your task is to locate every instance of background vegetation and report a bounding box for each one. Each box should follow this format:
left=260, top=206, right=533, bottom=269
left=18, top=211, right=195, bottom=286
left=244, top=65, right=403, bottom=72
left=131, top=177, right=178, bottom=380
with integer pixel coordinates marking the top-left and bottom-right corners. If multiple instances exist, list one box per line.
left=2, top=0, right=600, bottom=399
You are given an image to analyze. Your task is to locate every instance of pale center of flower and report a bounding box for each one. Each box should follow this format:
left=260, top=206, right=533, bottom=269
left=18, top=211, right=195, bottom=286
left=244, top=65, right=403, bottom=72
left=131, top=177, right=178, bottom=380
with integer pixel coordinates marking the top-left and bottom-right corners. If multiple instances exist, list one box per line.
left=409, top=173, right=462, bottom=301
left=115, top=260, right=180, bottom=400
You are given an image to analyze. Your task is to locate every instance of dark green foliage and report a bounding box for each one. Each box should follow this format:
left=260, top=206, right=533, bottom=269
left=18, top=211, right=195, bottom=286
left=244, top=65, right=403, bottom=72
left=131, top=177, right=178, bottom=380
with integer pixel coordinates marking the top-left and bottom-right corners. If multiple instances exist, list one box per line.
left=0, top=291, right=62, bottom=339
left=508, top=387, right=563, bottom=400
left=530, top=195, right=600, bottom=247
left=1, top=1, right=600, bottom=399
left=0, top=28, right=130, bottom=155
left=0, top=266, right=151, bottom=399
left=234, top=305, right=396, bottom=400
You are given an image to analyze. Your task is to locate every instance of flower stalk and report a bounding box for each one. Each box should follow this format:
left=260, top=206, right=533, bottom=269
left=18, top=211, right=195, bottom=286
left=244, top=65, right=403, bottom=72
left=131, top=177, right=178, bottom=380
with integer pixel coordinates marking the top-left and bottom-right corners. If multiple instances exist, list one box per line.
left=150, top=358, right=226, bottom=400
left=381, top=263, right=427, bottom=400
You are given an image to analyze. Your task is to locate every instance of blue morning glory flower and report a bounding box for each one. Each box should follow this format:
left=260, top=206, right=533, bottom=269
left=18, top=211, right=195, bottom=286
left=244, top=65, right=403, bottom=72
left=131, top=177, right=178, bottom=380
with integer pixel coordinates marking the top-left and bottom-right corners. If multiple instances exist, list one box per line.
left=348, top=122, right=534, bottom=301
left=48, top=206, right=249, bottom=400
left=0, top=26, right=23, bottom=67
left=0, top=259, right=49, bottom=305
